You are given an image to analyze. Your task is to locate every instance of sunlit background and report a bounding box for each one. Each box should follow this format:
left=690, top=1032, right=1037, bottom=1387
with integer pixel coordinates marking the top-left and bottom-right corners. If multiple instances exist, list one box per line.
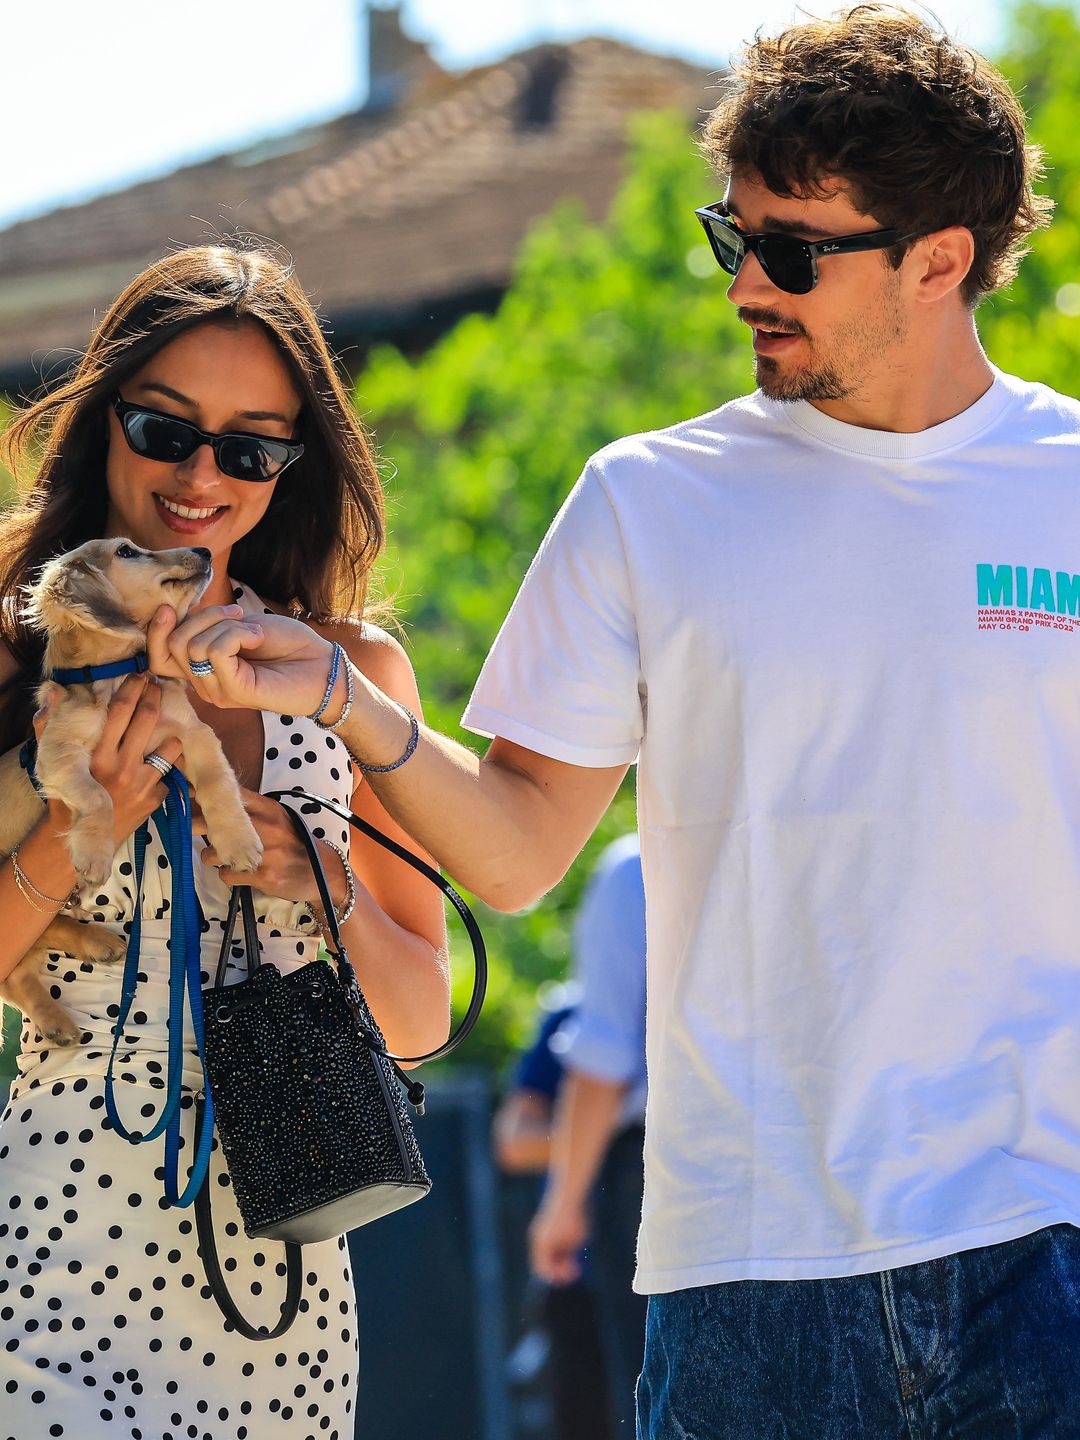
left=1, top=0, right=1018, bottom=227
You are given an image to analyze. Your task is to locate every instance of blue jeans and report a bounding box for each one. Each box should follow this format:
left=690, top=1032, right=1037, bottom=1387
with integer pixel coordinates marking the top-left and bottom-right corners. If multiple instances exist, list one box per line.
left=636, top=1224, right=1080, bottom=1438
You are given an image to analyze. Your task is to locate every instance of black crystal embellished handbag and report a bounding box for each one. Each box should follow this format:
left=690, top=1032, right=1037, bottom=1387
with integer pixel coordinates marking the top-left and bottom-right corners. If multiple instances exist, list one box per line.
left=194, top=793, right=487, bottom=1340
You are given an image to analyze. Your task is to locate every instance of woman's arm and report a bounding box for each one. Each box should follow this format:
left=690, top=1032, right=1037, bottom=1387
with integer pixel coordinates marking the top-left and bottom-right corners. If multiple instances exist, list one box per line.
left=0, top=654, right=186, bottom=986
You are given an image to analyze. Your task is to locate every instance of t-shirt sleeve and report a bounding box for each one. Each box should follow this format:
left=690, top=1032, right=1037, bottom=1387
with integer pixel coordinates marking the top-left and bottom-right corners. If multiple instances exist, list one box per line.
left=562, top=847, right=647, bottom=1086
left=512, top=1006, right=574, bottom=1100
left=462, top=463, right=643, bottom=767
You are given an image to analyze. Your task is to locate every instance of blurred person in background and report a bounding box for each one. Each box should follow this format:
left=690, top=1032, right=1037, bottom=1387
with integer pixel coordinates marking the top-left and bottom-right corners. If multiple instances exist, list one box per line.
left=528, top=834, right=647, bottom=1436
left=494, top=986, right=613, bottom=1440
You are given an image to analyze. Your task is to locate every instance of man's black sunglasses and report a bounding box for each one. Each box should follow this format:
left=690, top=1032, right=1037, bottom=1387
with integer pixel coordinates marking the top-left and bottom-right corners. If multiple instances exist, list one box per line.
left=112, top=396, right=304, bottom=483
left=694, top=202, right=920, bottom=296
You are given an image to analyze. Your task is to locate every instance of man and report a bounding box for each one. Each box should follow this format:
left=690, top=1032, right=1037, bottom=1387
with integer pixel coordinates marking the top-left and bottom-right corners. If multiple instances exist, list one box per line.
left=156, top=5, right=1080, bottom=1433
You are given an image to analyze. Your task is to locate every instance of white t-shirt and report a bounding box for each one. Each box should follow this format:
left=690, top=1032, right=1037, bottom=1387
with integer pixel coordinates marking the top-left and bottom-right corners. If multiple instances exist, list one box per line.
left=463, top=369, right=1080, bottom=1292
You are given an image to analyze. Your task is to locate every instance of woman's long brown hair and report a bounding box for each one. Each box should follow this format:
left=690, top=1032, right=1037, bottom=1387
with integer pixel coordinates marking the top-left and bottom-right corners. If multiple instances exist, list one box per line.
left=0, top=242, right=385, bottom=753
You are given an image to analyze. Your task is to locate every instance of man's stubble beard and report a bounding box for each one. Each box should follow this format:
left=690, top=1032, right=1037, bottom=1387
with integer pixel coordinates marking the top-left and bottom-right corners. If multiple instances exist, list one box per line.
left=754, top=274, right=909, bottom=404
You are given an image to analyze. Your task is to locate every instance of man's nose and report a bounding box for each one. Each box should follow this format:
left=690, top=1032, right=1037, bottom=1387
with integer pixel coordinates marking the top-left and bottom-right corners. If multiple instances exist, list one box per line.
left=726, top=248, right=783, bottom=305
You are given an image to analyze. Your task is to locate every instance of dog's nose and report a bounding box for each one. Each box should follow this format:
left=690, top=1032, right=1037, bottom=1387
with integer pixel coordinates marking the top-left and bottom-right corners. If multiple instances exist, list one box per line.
left=191, top=548, right=212, bottom=562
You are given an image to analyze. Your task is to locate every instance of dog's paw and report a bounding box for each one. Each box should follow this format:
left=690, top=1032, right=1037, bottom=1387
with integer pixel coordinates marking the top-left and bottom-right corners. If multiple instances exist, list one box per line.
left=69, top=837, right=114, bottom=889
left=41, top=1014, right=81, bottom=1046
left=89, top=929, right=128, bottom=965
left=211, top=818, right=264, bottom=876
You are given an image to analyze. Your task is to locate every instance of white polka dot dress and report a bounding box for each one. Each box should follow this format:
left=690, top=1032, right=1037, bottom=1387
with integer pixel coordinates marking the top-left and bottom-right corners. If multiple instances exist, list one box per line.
left=0, top=584, right=361, bottom=1440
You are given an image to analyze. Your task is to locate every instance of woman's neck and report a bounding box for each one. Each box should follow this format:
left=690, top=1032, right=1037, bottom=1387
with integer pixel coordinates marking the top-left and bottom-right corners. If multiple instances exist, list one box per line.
left=196, top=566, right=237, bottom=611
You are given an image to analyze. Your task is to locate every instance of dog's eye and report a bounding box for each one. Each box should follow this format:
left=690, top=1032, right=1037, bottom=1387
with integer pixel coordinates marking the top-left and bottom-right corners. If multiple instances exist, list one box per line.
left=115, top=544, right=140, bottom=560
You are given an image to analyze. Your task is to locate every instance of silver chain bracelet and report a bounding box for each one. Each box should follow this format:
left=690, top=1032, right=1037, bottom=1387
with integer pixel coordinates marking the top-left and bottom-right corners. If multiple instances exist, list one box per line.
left=307, top=837, right=356, bottom=930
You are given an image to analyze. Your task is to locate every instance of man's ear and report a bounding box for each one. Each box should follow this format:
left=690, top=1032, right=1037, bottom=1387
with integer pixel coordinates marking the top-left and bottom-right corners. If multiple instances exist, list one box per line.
left=24, top=556, right=138, bottom=637
left=910, top=226, right=976, bottom=305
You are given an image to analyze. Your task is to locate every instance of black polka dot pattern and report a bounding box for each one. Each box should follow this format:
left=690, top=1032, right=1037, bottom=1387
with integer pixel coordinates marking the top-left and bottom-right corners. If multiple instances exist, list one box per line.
left=1, top=583, right=359, bottom=1437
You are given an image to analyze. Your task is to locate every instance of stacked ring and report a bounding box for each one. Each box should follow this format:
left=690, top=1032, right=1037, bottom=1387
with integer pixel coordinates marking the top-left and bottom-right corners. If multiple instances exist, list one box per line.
left=189, top=659, right=215, bottom=677
left=143, top=752, right=173, bottom=778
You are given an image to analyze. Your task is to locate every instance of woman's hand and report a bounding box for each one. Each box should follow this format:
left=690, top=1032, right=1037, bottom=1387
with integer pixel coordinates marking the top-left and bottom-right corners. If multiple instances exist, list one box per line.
left=148, top=603, right=336, bottom=719
left=36, top=673, right=185, bottom=847
left=192, top=787, right=348, bottom=912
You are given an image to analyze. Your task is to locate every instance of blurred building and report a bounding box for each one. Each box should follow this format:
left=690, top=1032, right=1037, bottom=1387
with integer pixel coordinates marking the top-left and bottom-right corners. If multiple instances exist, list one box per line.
left=0, top=5, right=717, bottom=392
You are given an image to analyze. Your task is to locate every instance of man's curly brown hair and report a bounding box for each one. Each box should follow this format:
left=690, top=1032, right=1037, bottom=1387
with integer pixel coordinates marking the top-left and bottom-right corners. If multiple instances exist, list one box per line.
left=701, top=4, right=1053, bottom=306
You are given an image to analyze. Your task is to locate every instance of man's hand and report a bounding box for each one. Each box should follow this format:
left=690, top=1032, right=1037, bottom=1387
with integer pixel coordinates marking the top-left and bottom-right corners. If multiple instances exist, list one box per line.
left=528, top=1195, right=590, bottom=1287
left=148, top=603, right=335, bottom=717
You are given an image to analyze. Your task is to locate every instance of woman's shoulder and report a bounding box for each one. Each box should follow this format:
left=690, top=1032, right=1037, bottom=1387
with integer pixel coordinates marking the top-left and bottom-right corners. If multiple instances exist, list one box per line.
left=233, top=580, right=416, bottom=700
left=309, top=617, right=415, bottom=695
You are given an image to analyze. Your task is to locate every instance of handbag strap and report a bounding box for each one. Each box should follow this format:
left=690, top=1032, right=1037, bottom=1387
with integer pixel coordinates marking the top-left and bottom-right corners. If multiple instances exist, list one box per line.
left=214, top=884, right=262, bottom=988
left=192, top=1096, right=303, bottom=1341
left=265, top=789, right=488, bottom=1067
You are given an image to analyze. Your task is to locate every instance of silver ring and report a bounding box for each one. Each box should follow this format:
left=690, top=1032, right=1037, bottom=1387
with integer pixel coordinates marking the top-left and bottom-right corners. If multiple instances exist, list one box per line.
left=143, top=752, right=173, bottom=778
left=188, top=659, right=215, bottom=677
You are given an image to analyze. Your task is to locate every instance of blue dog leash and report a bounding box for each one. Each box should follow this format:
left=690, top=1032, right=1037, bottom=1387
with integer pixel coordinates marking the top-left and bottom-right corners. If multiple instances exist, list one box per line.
left=103, top=767, right=215, bottom=1207
left=39, top=659, right=216, bottom=1203
left=42, top=650, right=215, bottom=1207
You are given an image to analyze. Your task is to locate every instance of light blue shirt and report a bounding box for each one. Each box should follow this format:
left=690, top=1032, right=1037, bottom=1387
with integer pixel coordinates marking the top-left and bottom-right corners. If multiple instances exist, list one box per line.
left=559, top=834, right=647, bottom=1127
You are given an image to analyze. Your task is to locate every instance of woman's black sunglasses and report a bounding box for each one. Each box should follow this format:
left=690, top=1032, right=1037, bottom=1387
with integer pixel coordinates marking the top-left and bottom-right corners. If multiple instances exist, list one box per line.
left=112, top=396, right=304, bottom=483
left=694, top=202, right=919, bottom=296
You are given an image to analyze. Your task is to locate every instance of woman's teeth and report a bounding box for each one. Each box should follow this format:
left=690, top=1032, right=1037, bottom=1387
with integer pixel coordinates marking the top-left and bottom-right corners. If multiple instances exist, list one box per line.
left=157, top=496, right=223, bottom=520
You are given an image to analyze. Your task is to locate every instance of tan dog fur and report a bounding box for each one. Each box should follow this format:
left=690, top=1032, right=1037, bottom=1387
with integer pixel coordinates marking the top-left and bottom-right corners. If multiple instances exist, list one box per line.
left=0, top=538, right=262, bottom=1045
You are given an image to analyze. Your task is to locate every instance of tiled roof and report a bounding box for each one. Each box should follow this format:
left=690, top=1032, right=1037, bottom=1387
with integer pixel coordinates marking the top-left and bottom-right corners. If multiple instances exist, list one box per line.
left=0, top=38, right=719, bottom=388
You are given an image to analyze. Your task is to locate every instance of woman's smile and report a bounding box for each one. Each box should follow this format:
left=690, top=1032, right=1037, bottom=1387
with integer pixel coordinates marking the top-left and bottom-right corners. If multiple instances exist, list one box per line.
left=153, top=492, right=229, bottom=531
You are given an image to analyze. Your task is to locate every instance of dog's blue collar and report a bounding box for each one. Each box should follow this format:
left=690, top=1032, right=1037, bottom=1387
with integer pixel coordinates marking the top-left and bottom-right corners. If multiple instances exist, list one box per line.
left=50, top=651, right=150, bottom=686
left=19, top=736, right=47, bottom=804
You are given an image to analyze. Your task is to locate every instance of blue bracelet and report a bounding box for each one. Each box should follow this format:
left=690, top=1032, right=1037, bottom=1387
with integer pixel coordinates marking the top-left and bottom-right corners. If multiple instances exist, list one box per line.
left=309, top=643, right=343, bottom=723
left=356, top=705, right=420, bottom=774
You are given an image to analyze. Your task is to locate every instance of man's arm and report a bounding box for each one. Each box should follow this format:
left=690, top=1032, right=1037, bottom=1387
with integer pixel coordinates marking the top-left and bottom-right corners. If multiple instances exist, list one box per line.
left=528, top=1070, right=628, bottom=1285
left=148, top=610, right=628, bottom=911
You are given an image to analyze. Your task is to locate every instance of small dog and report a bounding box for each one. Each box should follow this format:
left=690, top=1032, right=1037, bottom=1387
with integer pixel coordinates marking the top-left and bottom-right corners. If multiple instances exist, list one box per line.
left=0, top=537, right=263, bottom=1044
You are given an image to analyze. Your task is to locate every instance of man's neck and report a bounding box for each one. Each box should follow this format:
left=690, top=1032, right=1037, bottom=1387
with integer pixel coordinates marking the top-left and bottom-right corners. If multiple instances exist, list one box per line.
left=806, top=323, right=995, bottom=434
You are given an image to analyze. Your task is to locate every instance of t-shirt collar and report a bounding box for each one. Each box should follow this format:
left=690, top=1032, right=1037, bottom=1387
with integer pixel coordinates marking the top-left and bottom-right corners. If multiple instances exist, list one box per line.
left=763, top=367, right=1016, bottom=460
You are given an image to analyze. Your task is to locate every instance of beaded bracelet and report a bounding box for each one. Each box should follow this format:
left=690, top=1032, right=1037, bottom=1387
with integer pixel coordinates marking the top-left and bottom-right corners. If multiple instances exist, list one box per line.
left=11, top=845, right=78, bottom=913
left=314, top=647, right=354, bottom=733
left=308, top=643, right=343, bottom=724
left=355, top=704, right=420, bottom=775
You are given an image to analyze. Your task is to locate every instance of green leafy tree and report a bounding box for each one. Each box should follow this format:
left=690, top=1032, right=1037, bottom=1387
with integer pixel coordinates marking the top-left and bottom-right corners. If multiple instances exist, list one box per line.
left=979, top=3, right=1080, bottom=380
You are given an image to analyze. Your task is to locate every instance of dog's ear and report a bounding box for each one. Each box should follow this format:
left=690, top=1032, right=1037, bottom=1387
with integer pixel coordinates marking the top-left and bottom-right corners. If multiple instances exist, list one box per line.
left=24, top=554, right=141, bottom=639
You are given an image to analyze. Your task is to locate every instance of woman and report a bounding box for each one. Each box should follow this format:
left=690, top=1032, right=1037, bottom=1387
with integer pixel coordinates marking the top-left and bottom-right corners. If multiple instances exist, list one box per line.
left=0, top=244, right=449, bottom=1440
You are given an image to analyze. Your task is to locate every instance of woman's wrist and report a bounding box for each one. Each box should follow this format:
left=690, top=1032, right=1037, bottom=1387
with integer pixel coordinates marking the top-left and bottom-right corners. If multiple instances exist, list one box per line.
left=313, top=654, right=351, bottom=730
left=303, top=838, right=356, bottom=931
left=20, top=808, right=80, bottom=902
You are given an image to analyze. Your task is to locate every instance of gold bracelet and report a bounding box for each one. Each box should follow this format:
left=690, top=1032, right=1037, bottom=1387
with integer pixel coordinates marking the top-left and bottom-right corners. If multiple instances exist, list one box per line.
left=10, top=844, right=77, bottom=913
